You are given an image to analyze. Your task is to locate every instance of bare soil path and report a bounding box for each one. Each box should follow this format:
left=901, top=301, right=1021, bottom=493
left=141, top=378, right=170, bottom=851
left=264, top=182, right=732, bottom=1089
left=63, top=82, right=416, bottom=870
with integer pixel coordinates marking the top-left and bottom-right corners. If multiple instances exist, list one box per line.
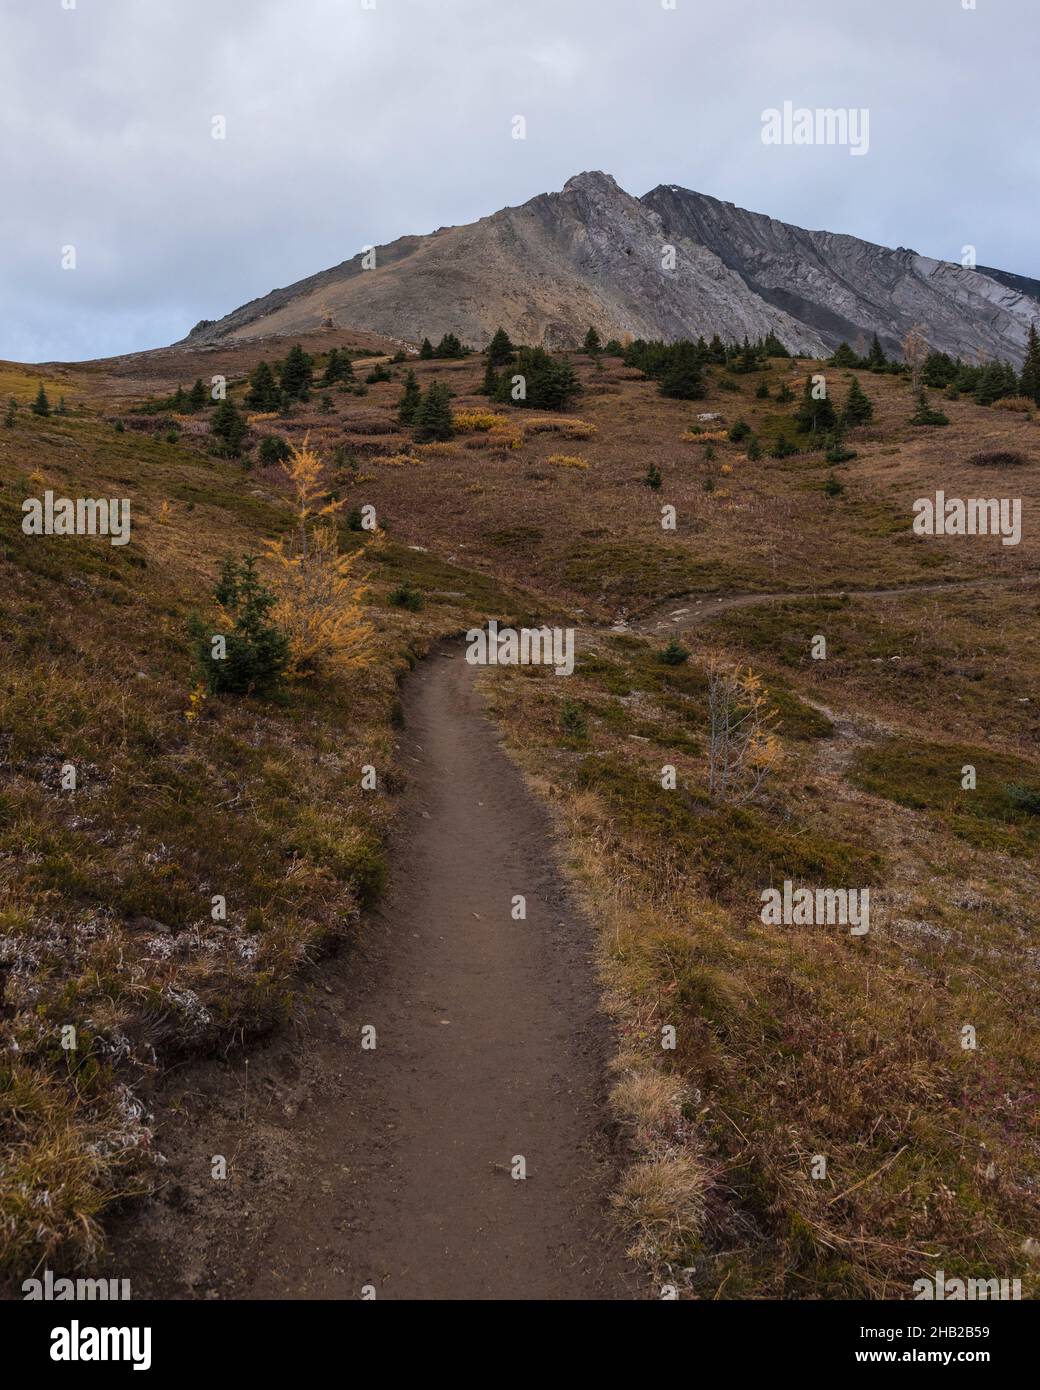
left=107, top=644, right=640, bottom=1301
left=629, top=573, right=1035, bottom=636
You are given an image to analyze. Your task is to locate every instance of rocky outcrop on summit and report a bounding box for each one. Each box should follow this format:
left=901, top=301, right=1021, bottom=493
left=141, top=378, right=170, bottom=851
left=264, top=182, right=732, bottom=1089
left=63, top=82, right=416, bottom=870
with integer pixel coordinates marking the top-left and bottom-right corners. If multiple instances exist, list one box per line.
left=181, top=172, right=1036, bottom=362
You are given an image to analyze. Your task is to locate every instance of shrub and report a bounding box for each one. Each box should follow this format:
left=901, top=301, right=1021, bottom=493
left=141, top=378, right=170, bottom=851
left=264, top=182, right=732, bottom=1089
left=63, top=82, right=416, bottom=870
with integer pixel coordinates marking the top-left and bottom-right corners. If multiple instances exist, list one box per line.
left=969, top=449, right=1031, bottom=468
left=825, top=439, right=857, bottom=464
left=522, top=416, right=596, bottom=439
left=707, top=659, right=781, bottom=804
left=823, top=473, right=845, bottom=497
left=645, top=463, right=662, bottom=489
left=1005, top=783, right=1040, bottom=816
left=388, top=580, right=423, bottom=611
left=560, top=700, right=588, bottom=738
left=453, top=410, right=512, bottom=432
left=770, top=436, right=799, bottom=459
left=547, top=453, right=588, bottom=469
left=728, top=419, right=751, bottom=442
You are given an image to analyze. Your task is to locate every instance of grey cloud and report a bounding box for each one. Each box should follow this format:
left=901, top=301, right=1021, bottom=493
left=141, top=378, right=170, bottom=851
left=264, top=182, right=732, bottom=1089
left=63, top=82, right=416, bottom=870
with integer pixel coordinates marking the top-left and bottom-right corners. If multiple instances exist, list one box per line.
left=0, top=0, right=1035, bottom=361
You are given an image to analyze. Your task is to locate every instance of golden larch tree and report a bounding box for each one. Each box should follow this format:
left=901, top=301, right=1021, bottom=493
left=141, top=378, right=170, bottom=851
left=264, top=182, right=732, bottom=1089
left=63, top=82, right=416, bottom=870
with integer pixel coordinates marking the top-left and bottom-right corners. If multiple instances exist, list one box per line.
left=263, top=438, right=374, bottom=679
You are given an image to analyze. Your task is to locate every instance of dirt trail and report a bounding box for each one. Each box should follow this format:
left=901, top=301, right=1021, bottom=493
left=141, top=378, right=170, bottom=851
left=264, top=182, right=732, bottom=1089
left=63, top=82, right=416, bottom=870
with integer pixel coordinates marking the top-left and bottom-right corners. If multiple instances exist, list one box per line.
left=628, top=573, right=1033, bottom=636
left=108, top=645, right=639, bottom=1301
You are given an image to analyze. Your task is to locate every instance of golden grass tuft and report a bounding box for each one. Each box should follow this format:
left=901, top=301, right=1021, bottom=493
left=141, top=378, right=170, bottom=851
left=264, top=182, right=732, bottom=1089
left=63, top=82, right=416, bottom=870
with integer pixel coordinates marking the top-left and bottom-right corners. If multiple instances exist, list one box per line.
left=523, top=416, right=597, bottom=439
left=613, top=1155, right=709, bottom=1268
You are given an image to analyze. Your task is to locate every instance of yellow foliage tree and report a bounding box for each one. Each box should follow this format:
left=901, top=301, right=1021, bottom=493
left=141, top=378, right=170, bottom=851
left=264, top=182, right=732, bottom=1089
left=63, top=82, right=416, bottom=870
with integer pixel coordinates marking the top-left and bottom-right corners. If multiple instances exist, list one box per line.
left=263, top=438, right=374, bottom=679
left=706, top=657, right=781, bottom=803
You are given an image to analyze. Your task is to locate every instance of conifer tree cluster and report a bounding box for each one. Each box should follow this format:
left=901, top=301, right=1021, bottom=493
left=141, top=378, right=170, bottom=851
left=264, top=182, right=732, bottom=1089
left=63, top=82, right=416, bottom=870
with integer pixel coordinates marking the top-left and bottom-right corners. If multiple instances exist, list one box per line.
left=484, top=346, right=580, bottom=411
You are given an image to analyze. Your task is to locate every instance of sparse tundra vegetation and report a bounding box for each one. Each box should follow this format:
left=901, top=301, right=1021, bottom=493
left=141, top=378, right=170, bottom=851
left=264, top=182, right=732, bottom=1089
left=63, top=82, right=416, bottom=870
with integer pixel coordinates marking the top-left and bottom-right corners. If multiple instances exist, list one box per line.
left=1, top=315, right=1039, bottom=1302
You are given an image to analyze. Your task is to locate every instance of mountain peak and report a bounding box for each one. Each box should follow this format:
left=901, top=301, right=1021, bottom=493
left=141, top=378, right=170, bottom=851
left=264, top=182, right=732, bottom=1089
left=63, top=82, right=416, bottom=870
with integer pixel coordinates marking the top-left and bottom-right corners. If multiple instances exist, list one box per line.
left=561, top=170, right=624, bottom=196
left=179, top=176, right=1036, bottom=363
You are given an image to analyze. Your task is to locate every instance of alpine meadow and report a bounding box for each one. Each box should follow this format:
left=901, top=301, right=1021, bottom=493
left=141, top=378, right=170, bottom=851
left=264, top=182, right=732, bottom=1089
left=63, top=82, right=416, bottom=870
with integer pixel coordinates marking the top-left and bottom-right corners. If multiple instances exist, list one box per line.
left=1, top=0, right=1038, bottom=1362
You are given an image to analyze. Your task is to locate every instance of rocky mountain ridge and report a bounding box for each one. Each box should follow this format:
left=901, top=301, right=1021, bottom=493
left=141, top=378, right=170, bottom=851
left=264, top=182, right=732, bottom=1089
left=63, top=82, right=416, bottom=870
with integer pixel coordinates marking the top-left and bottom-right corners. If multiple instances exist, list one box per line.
left=181, top=171, right=1037, bottom=362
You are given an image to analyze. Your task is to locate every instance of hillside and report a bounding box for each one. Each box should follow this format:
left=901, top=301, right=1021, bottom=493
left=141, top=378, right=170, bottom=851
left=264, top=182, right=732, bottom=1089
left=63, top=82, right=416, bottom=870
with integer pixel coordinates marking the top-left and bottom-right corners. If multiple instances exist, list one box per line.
left=2, top=331, right=1039, bottom=1299
left=178, top=172, right=1037, bottom=364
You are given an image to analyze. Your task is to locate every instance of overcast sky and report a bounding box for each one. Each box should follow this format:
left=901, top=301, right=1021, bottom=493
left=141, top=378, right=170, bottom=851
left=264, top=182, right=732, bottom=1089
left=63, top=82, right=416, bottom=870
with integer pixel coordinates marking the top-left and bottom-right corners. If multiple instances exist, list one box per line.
left=1, top=0, right=1035, bottom=362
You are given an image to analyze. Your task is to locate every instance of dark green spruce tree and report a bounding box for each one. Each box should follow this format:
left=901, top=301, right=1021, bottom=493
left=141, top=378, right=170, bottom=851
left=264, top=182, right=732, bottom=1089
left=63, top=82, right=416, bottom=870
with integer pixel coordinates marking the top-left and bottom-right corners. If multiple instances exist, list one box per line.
left=397, top=369, right=422, bottom=425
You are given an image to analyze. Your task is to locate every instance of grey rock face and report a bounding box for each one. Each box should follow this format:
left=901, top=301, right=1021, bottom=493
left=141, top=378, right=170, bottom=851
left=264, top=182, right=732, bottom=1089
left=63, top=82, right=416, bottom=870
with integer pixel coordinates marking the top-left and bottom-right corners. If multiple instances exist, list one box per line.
left=180, top=172, right=1036, bottom=362
left=641, top=184, right=1036, bottom=362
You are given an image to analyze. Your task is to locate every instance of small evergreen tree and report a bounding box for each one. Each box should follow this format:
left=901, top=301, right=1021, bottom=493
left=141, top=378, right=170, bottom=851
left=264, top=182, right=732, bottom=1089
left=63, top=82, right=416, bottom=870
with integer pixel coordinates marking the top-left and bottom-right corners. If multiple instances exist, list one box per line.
left=245, top=359, right=281, bottom=411
left=479, top=359, right=500, bottom=397
left=418, top=337, right=434, bottom=360
left=412, top=382, right=455, bottom=441
left=658, top=638, right=690, bottom=666
left=279, top=343, right=314, bottom=401
left=829, top=342, right=859, bottom=368
left=795, top=377, right=838, bottom=433
left=211, top=397, right=247, bottom=456
left=397, top=369, right=422, bottom=425
left=762, top=331, right=791, bottom=358
left=3, top=398, right=16, bottom=427
left=583, top=326, right=602, bottom=355
left=486, top=327, right=515, bottom=367
left=645, top=463, right=662, bottom=489
left=866, top=333, right=887, bottom=370
left=258, top=434, right=292, bottom=466
left=842, top=376, right=874, bottom=426
left=776, top=382, right=795, bottom=403
left=188, top=378, right=207, bottom=411
left=31, top=383, right=50, bottom=417
left=909, top=388, right=950, bottom=426
left=755, top=379, right=770, bottom=399
left=322, top=348, right=342, bottom=385
left=191, top=555, right=289, bottom=698
left=1019, top=323, right=1040, bottom=405
left=658, top=344, right=705, bottom=400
